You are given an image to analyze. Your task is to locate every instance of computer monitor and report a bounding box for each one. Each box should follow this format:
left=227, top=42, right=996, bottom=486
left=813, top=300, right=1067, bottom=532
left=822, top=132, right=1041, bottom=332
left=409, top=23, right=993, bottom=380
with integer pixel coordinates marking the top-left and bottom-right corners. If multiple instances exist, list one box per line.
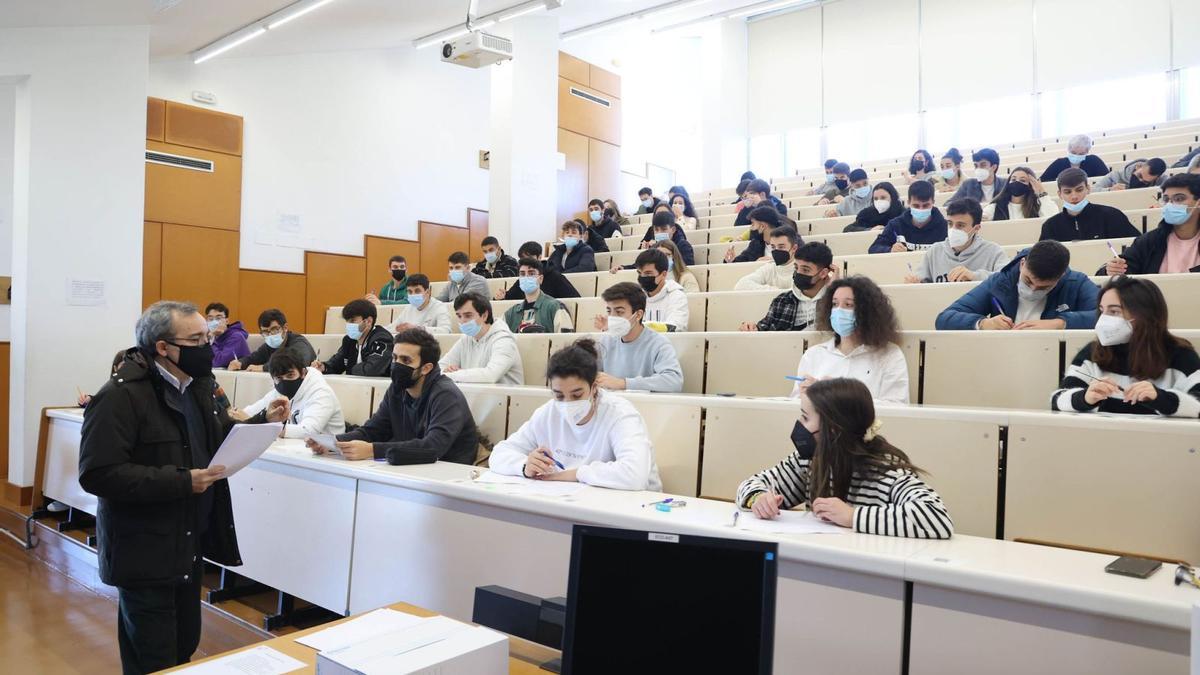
left=560, top=525, right=777, bottom=674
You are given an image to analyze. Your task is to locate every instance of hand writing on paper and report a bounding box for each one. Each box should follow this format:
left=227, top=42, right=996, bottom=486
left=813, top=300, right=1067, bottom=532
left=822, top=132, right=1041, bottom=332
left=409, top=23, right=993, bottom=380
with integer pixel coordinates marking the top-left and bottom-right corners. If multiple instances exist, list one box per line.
left=524, top=447, right=558, bottom=478
left=978, top=315, right=1014, bottom=331
left=1105, top=257, right=1128, bottom=276
left=1123, top=381, right=1158, bottom=404
left=946, top=266, right=974, bottom=282
left=890, top=242, right=908, bottom=253
left=1013, top=318, right=1066, bottom=330
left=1083, top=377, right=1122, bottom=406
left=750, top=490, right=784, bottom=520
left=811, top=497, right=853, bottom=528
left=542, top=468, right=579, bottom=483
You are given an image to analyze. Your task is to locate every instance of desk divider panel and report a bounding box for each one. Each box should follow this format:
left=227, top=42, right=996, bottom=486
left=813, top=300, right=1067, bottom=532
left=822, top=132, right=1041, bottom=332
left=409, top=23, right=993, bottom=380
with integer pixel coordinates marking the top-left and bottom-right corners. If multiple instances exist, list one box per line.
left=922, top=332, right=1061, bottom=409
left=324, top=307, right=343, bottom=334
left=704, top=290, right=779, bottom=331
left=232, top=372, right=274, bottom=410
left=322, top=376, right=375, bottom=426
left=705, top=332, right=806, bottom=397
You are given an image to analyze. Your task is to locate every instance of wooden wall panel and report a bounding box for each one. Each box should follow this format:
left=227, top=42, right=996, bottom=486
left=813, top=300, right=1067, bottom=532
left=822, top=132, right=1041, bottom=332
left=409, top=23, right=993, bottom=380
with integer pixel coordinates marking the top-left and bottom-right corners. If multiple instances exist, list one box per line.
left=146, top=98, right=165, bottom=141
left=558, top=128, right=589, bottom=226
left=142, top=221, right=162, bottom=309
left=589, top=65, right=621, bottom=99
left=238, top=269, right=307, bottom=333
left=0, top=343, right=7, bottom=483
left=558, top=51, right=590, bottom=87
left=161, top=224, right=240, bottom=318
left=588, top=138, right=621, bottom=207
left=364, top=235, right=421, bottom=293
left=145, top=140, right=242, bottom=231
left=164, top=100, right=243, bottom=156
left=468, top=209, right=490, bottom=250
left=304, top=252, right=366, bottom=334
left=418, top=222, right=471, bottom=284
left=558, top=78, right=621, bottom=147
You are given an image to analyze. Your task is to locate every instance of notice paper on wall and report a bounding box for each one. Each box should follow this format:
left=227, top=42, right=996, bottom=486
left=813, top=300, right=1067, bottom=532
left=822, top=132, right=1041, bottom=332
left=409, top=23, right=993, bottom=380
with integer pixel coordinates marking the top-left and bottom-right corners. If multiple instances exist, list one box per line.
left=174, top=645, right=305, bottom=674
left=66, top=278, right=105, bottom=306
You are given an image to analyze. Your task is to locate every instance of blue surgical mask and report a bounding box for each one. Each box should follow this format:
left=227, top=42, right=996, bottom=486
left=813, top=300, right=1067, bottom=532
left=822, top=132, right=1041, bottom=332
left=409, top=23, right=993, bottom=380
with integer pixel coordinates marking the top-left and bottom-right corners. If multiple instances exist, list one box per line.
left=641, top=198, right=653, bottom=208
left=449, top=269, right=465, bottom=283
left=518, top=276, right=539, bottom=294
left=830, top=307, right=857, bottom=337
left=563, top=236, right=580, bottom=249
left=667, top=258, right=674, bottom=272
left=654, top=231, right=669, bottom=242
left=940, top=168, right=956, bottom=180
left=459, top=318, right=481, bottom=338
left=484, top=252, right=498, bottom=264
left=408, top=293, right=425, bottom=307
left=589, top=210, right=602, bottom=223
left=1064, top=198, right=1088, bottom=214
left=1162, top=203, right=1193, bottom=226
left=911, top=206, right=933, bottom=222
left=265, top=333, right=284, bottom=349
left=852, top=185, right=870, bottom=199
left=824, top=173, right=836, bottom=183
left=1067, top=152, right=1085, bottom=165
left=346, top=322, right=363, bottom=340
left=206, top=319, right=220, bottom=332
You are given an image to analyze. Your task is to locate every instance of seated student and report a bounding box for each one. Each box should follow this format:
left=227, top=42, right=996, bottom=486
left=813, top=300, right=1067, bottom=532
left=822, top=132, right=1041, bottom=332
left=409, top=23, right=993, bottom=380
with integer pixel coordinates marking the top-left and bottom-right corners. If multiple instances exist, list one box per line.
left=1094, top=157, right=1167, bottom=192
left=1053, top=276, right=1200, bottom=417
left=804, top=159, right=840, bottom=196
left=503, top=258, right=572, bottom=333
left=1039, top=167, right=1140, bottom=243
left=309, top=328, right=478, bottom=464
left=934, top=148, right=965, bottom=193
left=735, top=378, right=953, bottom=539
left=230, top=309, right=316, bottom=372
left=1041, top=134, right=1109, bottom=181
left=732, top=178, right=752, bottom=210
left=636, top=249, right=689, bottom=332
left=935, top=240, right=1099, bottom=331
left=790, top=276, right=909, bottom=404
left=500, top=241, right=581, bottom=300
left=635, top=187, right=662, bottom=215
left=366, top=255, right=409, bottom=306
left=868, top=180, right=948, bottom=254
left=392, top=274, right=451, bottom=334
left=843, top=182, right=903, bottom=233
left=436, top=251, right=491, bottom=303
left=906, top=198, right=1008, bottom=283
left=205, top=302, right=249, bottom=368
left=591, top=281, right=683, bottom=393
left=825, top=169, right=872, bottom=217
left=654, top=239, right=701, bottom=292
left=813, top=162, right=853, bottom=205
left=647, top=210, right=695, bottom=266
left=742, top=242, right=836, bottom=332
left=736, top=225, right=801, bottom=291
left=901, top=149, right=936, bottom=184
left=603, top=199, right=629, bottom=227
left=1101, top=173, right=1200, bottom=276
left=669, top=192, right=700, bottom=231
left=950, top=148, right=1007, bottom=204
left=472, top=236, right=519, bottom=279
left=734, top=179, right=789, bottom=226
left=313, top=299, right=394, bottom=377
left=547, top=220, right=597, bottom=274
left=441, top=293, right=524, bottom=385
left=724, top=205, right=786, bottom=263
left=240, top=349, right=345, bottom=437
left=488, top=339, right=663, bottom=491
left=586, top=199, right=621, bottom=241
left=983, top=166, right=1056, bottom=221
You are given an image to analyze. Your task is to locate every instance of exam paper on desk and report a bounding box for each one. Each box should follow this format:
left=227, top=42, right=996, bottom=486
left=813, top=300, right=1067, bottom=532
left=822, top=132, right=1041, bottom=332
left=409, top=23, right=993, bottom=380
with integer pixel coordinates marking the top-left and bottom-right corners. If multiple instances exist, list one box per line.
left=471, top=470, right=586, bottom=497
left=174, top=645, right=304, bottom=674
left=738, top=510, right=847, bottom=535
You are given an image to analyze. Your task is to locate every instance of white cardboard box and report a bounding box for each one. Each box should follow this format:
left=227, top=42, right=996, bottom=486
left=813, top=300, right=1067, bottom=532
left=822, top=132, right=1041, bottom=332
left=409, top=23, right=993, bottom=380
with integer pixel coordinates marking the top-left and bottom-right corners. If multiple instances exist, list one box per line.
left=315, top=615, right=507, bottom=675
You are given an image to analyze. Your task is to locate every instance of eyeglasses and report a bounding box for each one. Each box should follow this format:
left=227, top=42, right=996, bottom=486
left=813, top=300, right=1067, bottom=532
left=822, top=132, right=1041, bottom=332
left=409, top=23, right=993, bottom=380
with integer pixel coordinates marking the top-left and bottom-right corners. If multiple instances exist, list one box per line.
left=1159, top=195, right=1193, bottom=206
left=167, top=335, right=210, bottom=347
left=261, top=327, right=284, bottom=337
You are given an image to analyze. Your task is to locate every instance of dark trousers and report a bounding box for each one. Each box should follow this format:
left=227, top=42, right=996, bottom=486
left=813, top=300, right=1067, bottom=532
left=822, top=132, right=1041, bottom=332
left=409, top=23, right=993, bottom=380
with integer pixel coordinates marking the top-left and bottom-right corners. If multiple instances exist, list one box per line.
left=116, top=561, right=202, bottom=675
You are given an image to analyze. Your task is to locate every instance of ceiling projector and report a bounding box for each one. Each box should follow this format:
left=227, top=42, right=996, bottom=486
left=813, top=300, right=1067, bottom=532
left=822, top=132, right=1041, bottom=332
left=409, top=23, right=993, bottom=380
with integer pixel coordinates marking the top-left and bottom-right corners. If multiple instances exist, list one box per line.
left=441, top=31, right=513, bottom=68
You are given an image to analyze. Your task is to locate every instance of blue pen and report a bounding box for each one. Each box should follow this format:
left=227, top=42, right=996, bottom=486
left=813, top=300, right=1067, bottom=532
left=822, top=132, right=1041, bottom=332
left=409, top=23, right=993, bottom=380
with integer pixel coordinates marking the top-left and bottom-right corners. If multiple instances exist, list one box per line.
left=785, top=375, right=806, bottom=382
left=552, top=458, right=566, bottom=471
left=989, top=296, right=1006, bottom=318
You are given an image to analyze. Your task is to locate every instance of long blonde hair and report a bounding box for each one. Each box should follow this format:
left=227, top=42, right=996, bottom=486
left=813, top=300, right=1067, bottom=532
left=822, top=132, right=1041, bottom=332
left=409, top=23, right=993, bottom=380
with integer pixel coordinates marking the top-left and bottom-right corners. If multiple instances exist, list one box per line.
left=653, top=239, right=688, bottom=282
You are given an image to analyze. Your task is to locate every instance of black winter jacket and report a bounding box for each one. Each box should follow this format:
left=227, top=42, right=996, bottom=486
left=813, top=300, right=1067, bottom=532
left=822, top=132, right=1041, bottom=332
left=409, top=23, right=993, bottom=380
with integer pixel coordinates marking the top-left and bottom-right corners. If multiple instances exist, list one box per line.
left=324, top=325, right=395, bottom=377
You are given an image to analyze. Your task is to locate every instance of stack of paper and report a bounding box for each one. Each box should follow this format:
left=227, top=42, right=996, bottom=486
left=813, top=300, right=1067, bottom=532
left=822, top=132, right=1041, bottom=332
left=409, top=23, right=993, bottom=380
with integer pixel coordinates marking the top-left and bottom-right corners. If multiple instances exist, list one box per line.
left=296, top=608, right=425, bottom=652
left=314, top=615, right=507, bottom=675
left=175, top=645, right=305, bottom=674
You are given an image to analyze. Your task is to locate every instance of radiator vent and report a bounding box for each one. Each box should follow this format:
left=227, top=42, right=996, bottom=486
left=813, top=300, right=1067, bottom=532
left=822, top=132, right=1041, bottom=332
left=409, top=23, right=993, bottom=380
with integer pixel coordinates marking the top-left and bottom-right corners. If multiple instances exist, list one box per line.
left=145, top=150, right=214, bottom=172
left=569, top=87, right=611, bottom=108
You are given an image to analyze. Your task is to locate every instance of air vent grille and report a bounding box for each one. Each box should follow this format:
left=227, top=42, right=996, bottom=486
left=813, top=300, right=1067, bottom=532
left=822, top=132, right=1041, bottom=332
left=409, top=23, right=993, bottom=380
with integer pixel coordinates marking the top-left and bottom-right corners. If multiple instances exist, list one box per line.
left=569, top=87, right=611, bottom=108
left=145, top=150, right=214, bottom=172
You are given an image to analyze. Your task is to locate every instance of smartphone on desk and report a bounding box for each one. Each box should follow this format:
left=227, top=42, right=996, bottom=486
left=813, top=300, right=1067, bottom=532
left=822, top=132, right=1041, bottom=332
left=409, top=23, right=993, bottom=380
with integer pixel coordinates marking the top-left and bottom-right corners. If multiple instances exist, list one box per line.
left=1104, top=556, right=1161, bottom=579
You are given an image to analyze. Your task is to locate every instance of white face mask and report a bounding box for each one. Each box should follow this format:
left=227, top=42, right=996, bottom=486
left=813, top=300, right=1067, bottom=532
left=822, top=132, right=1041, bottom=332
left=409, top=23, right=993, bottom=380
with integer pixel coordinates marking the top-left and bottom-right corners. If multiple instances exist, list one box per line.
left=974, top=168, right=990, bottom=181
left=873, top=199, right=890, bottom=213
left=1017, top=276, right=1051, bottom=302
left=555, top=396, right=593, bottom=426
left=947, top=227, right=971, bottom=249
left=1094, top=314, right=1133, bottom=346
left=606, top=315, right=632, bottom=338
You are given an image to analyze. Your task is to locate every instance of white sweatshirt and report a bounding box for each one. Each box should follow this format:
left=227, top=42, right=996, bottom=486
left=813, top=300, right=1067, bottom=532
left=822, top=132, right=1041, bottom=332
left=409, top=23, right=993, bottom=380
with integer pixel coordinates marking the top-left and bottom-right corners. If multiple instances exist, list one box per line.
left=644, top=279, right=689, bottom=331
left=392, top=297, right=452, bottom=334
left=790, top=338, right=910, bottom=404
left=242, top=368, right=346, bottom=439
left=489, top=390, right=663, bottom=491
left=735, top=261, right=794, bottom=291
left=439, top=321, right=525, bottom=385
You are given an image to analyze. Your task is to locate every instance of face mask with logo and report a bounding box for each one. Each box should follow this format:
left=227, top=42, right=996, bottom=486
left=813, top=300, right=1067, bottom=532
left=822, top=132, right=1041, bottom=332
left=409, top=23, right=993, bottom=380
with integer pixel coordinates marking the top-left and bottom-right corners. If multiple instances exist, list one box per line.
left=346, top=322, right=363, bottom=340
left=1017, top=275, right=1051, bottom=302
left=1007, top=181, right=1031, bottom=198
left=1067, top=152, right=1085, bottom=165
left=911, top=206, right=933, bottom=222
left=484, top=252, right=498, bottom=264
left=1064, top=198, right=1088, bottom=214
left=274, top=375, right=303, bottom=399
left=654, top=231, right=670, bottom=242
left=449, top=269, right=465, bottom=283
left=407, top=293, right=425, bottom=308
left=974, top=168, right=990, bottom=181
left=793, top=271, right=815, bottom=290
left=391, top=268, right=406, bottom=281
left=606, top=315, right=632, bottom=338
left=165, top=342, right=214, bottom=379
left=771, top=249, right=791, bottom=266
left=940, top=168, right=957, bottom=180
left=459, top=319, right=481, bottom=338
left=563, top=236, right=580, bottom=249
left=641, top=198, right=653, bottom=208
left=874, top=199, right=891, bottom=213
left=638, top=275, right=659, bottom=293
left=1094, top=314, right=1133, bottom=346
left=556, top=395, right=594, bottom=426
left=947, top=227, right=971, bottom=249
left=852, top=186, right=870, bottom=199
left=830, top=307, right=857, bottom=337
left=589, top=210, right=602, bottom=223
left=518, top=276, right=539, bottom=294
left=834, top=178, right=849, bottom=190
left=1162, top=203, right=1193, bottom=226
left=265, top=332, right=285, bottom=349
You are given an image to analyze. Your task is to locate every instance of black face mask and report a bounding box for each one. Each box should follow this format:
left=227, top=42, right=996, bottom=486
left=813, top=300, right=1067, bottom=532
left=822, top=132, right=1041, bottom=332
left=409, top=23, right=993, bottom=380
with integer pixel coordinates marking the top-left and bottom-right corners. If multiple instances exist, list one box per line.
left=1128, top=174, right=1147, bottom=189
left=1007, top=181, right=1031, bottom=198
left=391, top=362, right=422, bottom=390
left=834, top=178, right=848, bottom=190
left=909, top=159, right=925, bottom=174
left=771, top=249, right=791, bottom=266
left=637, top=275, right=659, bottom=293
left=274, top=376, right=303, bottom=399
left=165, top=342, right=213, bottom=380
left=793, top=271, right=815, bottom=290
left=791, top=420, right=816, bottom=460
left=391, top=268, right=406, bottom=281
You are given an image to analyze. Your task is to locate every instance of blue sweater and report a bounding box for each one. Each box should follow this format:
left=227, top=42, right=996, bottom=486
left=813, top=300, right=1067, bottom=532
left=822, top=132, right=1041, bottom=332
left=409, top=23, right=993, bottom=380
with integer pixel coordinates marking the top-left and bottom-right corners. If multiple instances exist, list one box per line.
left=868, top=209, right=948, bottom=254
left=935, top=250, right=1100, bottom=330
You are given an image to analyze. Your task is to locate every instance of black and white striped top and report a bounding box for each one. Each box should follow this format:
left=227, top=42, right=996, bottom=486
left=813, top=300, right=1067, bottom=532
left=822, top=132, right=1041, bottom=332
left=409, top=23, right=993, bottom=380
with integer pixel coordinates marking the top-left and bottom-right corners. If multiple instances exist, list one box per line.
left=1052, top=342, right=1200, bottom=418
left=735, top=451, right=954, bottom=539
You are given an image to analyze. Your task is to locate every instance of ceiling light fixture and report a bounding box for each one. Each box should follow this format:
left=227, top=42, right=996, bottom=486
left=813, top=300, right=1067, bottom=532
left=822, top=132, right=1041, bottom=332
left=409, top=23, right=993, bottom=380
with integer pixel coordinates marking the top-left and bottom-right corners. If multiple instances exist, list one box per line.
left=413, top=0, right=564, bottom=49
left=560, top=0, right=712, bottom=41
left=267, top=0, right=338, bottom=29
left=652, top=0, right=821, bottom=33
left=190, top=0, right=341, bottom=64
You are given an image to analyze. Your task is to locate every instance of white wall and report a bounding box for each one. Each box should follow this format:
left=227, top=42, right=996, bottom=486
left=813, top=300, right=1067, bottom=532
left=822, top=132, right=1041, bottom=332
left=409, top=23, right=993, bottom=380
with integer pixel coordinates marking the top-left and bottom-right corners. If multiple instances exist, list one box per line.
left=0, top=26, right=149, bottom=486
left=0, top=83, right=14, bottom=342
left=148, top=48, right=491, bottom=273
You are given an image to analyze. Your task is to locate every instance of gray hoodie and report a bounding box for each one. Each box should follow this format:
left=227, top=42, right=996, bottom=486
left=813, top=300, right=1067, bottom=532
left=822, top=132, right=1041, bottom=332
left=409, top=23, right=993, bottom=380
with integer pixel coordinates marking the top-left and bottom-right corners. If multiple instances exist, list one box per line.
left=835, top=187, right=873, bottom=216
left=1093, top=159, right=1165, bottom=191
left=916, top=235, right=1009, bottom=283
left=436, top=269, right=490, bottom=303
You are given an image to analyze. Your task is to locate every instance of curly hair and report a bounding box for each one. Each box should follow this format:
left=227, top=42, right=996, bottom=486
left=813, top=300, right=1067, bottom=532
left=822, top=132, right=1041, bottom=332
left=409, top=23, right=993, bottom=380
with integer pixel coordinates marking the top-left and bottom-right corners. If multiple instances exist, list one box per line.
left=815, top=276, right=901, bottom=348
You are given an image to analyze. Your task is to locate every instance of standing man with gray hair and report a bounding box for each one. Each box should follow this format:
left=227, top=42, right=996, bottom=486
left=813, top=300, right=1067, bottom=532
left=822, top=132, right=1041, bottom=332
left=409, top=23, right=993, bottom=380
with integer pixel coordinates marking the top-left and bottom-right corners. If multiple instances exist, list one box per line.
left=79, top=301, right=290, bottom=674
left=1041, top=133, right=1109, bottom=181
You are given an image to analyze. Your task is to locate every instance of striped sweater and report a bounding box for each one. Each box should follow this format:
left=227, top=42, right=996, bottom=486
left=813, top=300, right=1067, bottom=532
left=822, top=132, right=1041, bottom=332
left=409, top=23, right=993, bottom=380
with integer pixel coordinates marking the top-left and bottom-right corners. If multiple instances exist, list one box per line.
left=735, top=451, right=954, bottom=539
left=1052, top=342, right=1200, bottom=418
